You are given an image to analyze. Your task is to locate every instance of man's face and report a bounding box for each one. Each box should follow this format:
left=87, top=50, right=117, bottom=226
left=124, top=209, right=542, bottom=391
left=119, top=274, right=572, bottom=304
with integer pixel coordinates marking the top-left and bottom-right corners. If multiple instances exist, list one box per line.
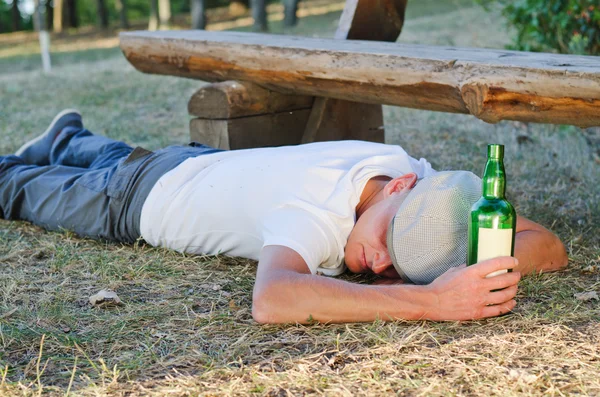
left=345, top=174, right=417, bottom=278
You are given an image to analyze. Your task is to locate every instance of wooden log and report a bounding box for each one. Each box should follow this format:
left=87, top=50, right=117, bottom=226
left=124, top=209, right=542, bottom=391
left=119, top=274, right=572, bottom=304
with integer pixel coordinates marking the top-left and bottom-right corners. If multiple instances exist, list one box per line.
left=335, top=0, right=407, bottom=41
left=188, top=81, right=313, bottom=118
left=190, top=109, right=311, bottom=149
left=120, top=31, right=600, bottom=128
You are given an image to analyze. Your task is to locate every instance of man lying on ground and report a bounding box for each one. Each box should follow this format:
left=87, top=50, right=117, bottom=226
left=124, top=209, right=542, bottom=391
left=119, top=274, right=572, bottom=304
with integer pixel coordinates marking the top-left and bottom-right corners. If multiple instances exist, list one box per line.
left=0, top=110, right=568, bottom=323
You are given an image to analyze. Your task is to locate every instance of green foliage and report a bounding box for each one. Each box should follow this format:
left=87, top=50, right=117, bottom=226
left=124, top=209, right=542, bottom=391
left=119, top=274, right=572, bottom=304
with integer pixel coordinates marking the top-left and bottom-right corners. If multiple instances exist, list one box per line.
left=477, top=0, right=600, bottom=55
left=0, top=1, right=11, bottom=33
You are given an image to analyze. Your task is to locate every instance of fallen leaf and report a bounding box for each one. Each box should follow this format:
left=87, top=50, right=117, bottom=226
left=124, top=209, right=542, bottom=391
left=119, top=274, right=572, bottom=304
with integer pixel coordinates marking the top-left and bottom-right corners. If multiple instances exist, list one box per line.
left=574, top=291, right=599, bottom=301
left=89, top=290, right=123, bottom=307
left=509, top=369, right=538, bottom=384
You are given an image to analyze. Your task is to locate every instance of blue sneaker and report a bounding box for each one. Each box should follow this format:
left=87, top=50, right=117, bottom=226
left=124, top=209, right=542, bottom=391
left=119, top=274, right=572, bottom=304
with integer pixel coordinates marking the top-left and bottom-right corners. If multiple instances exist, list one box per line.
left=16, top=109, right=83, bottom=165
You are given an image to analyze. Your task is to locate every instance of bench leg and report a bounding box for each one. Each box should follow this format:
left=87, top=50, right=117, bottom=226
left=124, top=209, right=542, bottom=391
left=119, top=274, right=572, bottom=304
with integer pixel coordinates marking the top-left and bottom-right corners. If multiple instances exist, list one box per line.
left=302, top=98, right=384, bottom=144
left=190, top=110, right=311, bottom=150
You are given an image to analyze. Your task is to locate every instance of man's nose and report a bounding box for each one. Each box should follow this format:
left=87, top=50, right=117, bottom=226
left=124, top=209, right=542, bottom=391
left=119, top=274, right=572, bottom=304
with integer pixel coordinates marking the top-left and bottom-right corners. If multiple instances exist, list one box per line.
left=372, top=251, right=393, bottom=274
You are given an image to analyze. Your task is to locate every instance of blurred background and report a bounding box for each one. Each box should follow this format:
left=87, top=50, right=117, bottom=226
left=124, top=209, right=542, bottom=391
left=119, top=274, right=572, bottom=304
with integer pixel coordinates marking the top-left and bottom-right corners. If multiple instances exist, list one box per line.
left=0, top=0, right=598, bottom=63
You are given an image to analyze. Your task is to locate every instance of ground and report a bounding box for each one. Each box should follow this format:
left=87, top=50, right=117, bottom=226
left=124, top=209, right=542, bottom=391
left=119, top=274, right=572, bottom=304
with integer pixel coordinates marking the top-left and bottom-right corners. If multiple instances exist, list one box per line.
left=1, top=0, right=599, bottom=395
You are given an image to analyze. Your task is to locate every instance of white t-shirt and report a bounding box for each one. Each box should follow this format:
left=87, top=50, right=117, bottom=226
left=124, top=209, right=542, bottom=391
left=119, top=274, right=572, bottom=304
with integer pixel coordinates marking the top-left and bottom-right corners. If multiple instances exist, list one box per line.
left=140, top=141, right=435, bottom=276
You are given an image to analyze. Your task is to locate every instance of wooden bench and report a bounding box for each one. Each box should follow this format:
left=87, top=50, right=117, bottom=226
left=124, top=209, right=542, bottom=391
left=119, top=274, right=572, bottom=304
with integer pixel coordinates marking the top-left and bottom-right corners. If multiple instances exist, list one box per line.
left=120, top=0, right=600, bottom=149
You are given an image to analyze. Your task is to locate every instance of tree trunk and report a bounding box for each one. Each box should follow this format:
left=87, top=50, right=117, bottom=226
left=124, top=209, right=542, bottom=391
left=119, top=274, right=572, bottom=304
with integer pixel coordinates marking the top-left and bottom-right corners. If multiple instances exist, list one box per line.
left=66, top=0, right=78, bottom=28
left=158, top=0, right=171, bottom=29
left=11, top=0, right=20, bottom=32
left=148, top=0, right=158, bottom=30
left=97, top=0, right=109, bottom=29
left=283, top=0, right=299, bottom=28
left=250, top=0, right=266, bottom=32
left=53, top=0, right=63, bottom=32
left=190, top=0, right=205, bottom=29
left=32, top=0, right=40, bottom=31
left=44, top=0, right=53, bottom=30
left=115, top=0, right=129, bottom=29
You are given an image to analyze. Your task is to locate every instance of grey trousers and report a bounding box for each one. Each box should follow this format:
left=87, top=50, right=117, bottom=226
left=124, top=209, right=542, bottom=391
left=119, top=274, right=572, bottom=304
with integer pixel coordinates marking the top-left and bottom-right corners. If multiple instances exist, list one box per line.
left=0, top=127, right=222, bottom=243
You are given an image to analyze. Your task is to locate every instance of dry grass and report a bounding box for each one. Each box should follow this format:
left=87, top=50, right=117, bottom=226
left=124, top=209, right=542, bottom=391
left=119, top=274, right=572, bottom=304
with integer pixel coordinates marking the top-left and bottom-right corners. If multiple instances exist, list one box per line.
left=1, top=0, right=600, bottom=395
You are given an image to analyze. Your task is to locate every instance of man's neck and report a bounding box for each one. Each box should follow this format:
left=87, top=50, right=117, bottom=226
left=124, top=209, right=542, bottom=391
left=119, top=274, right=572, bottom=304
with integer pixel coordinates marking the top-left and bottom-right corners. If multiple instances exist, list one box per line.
left=355, top=176, right=391, bottom=218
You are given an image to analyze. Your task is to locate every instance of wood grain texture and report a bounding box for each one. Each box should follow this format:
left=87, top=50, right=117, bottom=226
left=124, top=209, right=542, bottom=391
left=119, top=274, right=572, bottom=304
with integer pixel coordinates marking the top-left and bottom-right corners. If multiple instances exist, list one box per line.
left=188, top=81, right=313, bottom=118
left=120, top=30, right=600, bottom=127
left=190, top=109, right=311, bottom=149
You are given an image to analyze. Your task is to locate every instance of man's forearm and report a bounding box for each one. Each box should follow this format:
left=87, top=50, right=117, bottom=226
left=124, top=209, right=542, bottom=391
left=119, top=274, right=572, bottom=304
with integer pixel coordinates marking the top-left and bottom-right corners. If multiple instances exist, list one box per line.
left=253, top=261, right=520, bottom=324
left=253, top=269, right=429, bottom=324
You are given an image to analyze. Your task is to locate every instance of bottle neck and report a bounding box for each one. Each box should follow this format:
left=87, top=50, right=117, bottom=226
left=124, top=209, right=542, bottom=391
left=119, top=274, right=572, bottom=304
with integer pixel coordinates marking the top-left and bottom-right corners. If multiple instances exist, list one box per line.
left=482, top=159, right=506, bottom=199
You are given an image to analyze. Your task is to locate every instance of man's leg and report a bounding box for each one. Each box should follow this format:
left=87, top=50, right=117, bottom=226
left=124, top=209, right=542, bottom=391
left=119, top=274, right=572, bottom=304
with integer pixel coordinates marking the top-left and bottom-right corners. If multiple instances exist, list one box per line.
left=0, top=155, right=119, bottom=240
left=49, top=126, right=133, bottom=169
left=16, top=109, right=133, bottom=170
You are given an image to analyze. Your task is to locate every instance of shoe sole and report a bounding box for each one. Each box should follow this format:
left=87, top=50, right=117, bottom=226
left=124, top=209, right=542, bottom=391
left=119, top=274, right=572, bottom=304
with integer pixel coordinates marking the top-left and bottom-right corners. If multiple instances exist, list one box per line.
left=16, top=109, right=82, bottom=157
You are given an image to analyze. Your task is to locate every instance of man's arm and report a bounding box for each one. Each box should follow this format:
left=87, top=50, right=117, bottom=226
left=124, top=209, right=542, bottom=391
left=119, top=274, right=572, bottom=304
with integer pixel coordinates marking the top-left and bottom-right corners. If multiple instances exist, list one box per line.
left=515, top=216, right=568, bottom=275
left=252, top=246, right=520, bottom=324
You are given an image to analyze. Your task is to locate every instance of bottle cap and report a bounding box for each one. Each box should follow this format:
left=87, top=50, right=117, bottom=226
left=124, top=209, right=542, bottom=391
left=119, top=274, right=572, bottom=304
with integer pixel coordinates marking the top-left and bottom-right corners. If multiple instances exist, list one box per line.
left=487, top=144, right=504, bottom=159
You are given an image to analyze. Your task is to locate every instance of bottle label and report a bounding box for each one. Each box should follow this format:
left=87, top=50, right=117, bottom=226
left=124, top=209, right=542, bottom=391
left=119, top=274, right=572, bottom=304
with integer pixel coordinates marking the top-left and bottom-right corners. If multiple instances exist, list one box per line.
left=477, top=227, right=513, bottom=278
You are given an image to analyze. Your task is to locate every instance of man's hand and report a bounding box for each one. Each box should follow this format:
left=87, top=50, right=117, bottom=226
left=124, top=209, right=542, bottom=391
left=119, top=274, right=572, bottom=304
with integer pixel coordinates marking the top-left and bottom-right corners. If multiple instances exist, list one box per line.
left=422, top=257, right=521, bottom=321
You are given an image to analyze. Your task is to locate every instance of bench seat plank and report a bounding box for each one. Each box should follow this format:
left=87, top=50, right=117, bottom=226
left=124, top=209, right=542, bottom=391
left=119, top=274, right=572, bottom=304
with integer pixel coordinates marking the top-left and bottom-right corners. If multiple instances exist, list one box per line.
left=120, top=30, right=600, bottom=127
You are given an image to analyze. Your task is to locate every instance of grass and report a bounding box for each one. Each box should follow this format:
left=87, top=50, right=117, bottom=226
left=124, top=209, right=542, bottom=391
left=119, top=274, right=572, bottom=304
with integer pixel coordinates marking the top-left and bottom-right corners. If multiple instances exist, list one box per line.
left=1, top=0, right=600, bottom=395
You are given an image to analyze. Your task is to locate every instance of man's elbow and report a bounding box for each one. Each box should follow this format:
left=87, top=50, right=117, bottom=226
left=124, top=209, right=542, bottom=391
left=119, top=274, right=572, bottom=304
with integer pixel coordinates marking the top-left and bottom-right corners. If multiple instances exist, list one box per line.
left=541, top=235, right=569, bottom=273
left=552, top=237, right=569, bottom=271
left=252, top=282, right=284, bottom=324
left=252, top=296, right=275, bottom=324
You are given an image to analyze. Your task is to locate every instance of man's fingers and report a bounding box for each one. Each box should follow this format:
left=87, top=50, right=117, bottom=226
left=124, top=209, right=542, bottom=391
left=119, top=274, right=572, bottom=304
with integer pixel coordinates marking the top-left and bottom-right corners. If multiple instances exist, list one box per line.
left=483, top=271, right=521, bottom=290
left=486, top=285, right=518, bottom=305
left=471, top=256, right=519, bottom=277
left=480, top=299, right=517, bottom=318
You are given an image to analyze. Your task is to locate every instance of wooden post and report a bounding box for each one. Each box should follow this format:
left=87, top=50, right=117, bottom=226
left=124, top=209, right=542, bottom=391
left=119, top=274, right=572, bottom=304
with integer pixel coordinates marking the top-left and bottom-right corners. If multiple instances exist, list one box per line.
left=188, top=81, right=314, bottom=149
left=33, top=0, right=51, bottom=73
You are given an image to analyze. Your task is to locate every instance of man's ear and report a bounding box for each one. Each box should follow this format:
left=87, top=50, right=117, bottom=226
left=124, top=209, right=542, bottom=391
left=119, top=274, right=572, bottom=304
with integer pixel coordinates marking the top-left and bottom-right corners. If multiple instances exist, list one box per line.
left=383, top=173, right=418, bottom=198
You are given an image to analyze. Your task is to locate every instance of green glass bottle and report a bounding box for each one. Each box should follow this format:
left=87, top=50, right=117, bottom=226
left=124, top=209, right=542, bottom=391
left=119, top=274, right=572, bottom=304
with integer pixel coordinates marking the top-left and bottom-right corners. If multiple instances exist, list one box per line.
left=467, top=144, right=516, bottom=276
